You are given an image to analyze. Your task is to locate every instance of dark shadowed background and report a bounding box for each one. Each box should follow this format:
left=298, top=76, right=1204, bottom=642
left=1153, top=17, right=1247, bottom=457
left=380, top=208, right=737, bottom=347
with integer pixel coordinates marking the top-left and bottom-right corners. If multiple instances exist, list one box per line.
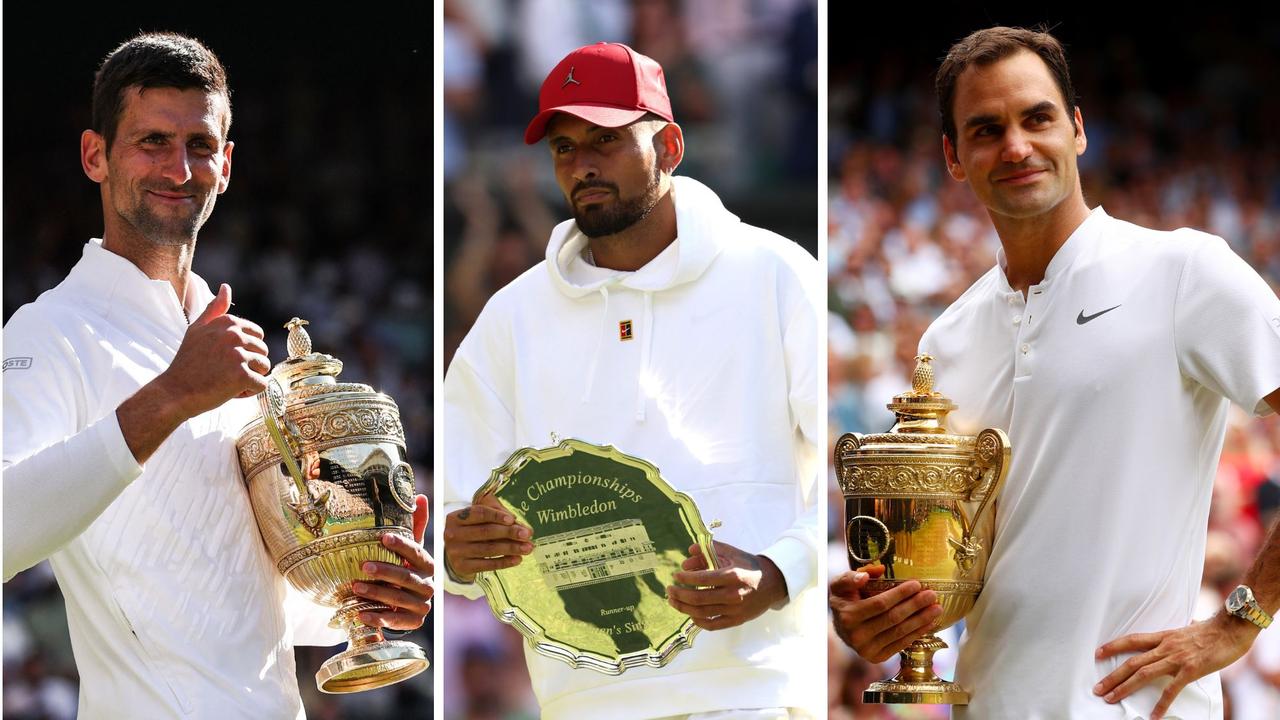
left=3, top=6, right=434, bottom=719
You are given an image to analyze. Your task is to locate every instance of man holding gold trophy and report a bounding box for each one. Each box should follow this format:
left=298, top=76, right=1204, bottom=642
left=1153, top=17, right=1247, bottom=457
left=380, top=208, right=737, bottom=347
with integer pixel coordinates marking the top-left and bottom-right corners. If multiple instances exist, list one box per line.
left=2, top=33, right=433, bottom=717
left=831, top=26, right=1280, bottom=720
left=442, top=43, right=822, bottom=719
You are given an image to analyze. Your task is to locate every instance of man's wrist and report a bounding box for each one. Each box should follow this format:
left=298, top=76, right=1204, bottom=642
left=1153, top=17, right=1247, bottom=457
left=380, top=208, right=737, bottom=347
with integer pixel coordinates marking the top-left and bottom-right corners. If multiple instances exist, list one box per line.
left=756, top=554, right=789, bottom=610
left=116, top=376, right=192, bottom=464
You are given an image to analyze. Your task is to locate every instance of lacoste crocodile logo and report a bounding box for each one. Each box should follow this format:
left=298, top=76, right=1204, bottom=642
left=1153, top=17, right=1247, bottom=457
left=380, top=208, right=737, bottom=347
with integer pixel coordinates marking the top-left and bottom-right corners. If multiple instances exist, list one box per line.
left=1076, top=305, right=1121, bottom=325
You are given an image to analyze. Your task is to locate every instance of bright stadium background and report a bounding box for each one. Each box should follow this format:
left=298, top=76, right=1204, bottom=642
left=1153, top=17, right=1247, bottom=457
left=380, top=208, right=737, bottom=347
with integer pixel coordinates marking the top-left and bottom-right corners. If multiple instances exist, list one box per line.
left=441, top=1, right=817, bottom=718
left=828, top=6, right=1280, bottom=719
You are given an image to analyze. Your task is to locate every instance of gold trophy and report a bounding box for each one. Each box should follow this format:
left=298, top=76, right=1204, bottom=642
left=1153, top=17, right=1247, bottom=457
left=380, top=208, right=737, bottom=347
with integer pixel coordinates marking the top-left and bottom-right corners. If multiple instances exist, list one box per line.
left=834, top=354, right=1009, bottom=704
left=236, top=318, right=429, bottom=693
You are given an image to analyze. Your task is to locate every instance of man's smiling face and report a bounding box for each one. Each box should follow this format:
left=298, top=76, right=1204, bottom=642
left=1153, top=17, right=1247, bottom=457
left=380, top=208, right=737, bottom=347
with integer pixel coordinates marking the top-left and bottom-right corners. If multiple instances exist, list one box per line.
left=102, top=85, right=233, bottom=246
left=944, top=49, right=1086, bottom=221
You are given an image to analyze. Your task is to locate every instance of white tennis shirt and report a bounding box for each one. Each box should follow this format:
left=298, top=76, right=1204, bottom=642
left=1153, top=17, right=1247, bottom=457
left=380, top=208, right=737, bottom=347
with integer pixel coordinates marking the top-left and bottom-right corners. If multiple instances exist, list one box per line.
left=3, top=240, right=340, bottom=719
left=920, top=208, right=1280, bottom=719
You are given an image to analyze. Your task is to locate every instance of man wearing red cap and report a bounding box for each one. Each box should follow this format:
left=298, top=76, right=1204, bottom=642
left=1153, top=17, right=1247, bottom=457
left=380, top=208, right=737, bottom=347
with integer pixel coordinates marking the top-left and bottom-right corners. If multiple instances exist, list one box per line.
left=442, top=42, right=823, bottom=719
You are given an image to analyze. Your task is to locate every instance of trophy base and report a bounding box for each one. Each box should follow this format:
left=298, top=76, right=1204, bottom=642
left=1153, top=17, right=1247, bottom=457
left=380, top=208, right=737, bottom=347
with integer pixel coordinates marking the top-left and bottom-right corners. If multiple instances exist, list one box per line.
left=863, top=633, right=969, bottom=705
left=316, top=639, right=429, bottom=694
left=864, top=680, right=968, bottom=705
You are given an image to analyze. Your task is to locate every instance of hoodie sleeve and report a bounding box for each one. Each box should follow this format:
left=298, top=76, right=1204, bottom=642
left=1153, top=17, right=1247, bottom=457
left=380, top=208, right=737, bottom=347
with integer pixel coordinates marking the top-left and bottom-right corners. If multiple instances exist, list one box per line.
left=757, top=251, right=823, bottom=602
left=441, top=335, right=518, bottom=600
left=3, top=310, right=143, bottom=581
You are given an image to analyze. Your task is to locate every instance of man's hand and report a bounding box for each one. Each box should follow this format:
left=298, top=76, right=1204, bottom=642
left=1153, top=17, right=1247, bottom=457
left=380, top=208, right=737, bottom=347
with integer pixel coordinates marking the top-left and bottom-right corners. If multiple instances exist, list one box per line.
left=829, top=570, right=942, bottom=663
left=665, top=541, right=787, bottom=630
left=159, top=283, right=271, bottom=414
left=1093, top=613, right=1259, bottom=720
left=353, top=494, right=435, bottom=631
left=442, top=494, right=533, bottom=583
left=117, top=283, right=270, bottom=464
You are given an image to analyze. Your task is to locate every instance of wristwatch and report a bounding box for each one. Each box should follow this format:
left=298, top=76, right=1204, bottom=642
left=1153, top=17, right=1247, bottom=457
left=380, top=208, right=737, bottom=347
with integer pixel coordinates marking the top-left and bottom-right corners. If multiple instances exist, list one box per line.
left=1225, top=585, right=1273, bottom=629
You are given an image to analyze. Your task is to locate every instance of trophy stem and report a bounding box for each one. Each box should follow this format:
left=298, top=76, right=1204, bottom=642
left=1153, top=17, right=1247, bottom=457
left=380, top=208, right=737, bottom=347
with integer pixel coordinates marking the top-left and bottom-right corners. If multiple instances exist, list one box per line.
left=863, top=633, right=969, bottom=705
left=315, top=596, right=430, bottom=694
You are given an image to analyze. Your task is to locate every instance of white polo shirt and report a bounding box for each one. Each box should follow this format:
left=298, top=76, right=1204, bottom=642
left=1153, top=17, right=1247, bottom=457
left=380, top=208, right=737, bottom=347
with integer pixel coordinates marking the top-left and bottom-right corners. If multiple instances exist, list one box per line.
left=3, top=240, right=341, bottom=719
left=920, top=207, right=1280, bottom=719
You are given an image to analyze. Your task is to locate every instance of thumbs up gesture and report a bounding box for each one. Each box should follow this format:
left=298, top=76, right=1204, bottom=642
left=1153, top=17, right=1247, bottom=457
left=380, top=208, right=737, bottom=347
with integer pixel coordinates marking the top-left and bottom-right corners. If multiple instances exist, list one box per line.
left=159, top=283, right=271, bottom=419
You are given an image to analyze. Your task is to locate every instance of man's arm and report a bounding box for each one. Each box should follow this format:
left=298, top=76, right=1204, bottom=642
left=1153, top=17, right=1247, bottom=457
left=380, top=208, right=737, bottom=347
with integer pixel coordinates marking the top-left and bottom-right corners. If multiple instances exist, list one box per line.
left=1093, top=388, right=1280, bottom=720
left=668, top=249, right=824, bottom=629
left=3, top=284, right=269, bottom=580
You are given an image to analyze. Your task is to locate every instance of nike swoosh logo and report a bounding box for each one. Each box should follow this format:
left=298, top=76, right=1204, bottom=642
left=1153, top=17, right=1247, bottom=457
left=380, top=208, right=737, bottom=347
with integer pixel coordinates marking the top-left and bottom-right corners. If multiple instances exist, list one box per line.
left=1077, top=304, right=1121, bottom=325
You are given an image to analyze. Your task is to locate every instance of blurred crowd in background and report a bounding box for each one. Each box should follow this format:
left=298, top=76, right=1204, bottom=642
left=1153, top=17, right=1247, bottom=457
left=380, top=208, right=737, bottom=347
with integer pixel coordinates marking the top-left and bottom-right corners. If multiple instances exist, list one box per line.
left=2, top=10, right=432, bottom=719
left=826, top=11, right=1280, bottom=720
left=441, top=1, right=816, bottom=717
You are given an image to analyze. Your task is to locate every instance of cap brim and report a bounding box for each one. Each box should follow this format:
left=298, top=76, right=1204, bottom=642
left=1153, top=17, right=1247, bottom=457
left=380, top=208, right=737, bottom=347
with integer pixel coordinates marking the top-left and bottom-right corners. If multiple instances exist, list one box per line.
left=523, top=105, right=650, bottom=144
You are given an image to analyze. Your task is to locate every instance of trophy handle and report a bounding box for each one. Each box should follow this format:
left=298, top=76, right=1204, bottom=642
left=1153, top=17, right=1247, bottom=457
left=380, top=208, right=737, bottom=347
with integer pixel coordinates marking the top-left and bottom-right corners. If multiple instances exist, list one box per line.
left=966, top=428, right=1010, bottom=537
left=833, top=433, right=863, bottom=491
left=258, top=378, right=330, bottom=536
left=847, top=515, right=893, bottom=566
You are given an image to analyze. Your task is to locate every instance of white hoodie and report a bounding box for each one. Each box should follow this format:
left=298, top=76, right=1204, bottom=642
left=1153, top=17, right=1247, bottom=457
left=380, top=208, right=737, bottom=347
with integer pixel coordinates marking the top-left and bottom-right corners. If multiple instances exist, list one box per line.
left=443, top=177, right=823, bottom=719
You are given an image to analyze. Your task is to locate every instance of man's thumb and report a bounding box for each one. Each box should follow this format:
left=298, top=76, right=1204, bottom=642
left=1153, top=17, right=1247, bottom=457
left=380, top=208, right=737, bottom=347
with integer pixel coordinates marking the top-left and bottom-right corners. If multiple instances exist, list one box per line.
left=196, top=283, right=232, bottom=323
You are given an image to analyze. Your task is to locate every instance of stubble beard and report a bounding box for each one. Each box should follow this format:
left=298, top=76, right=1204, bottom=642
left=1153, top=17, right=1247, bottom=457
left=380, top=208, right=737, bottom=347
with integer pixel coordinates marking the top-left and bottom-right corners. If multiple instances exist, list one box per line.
left=114, top=183, right=211, bottom=247
left=572, top=162, right=664, bottom=239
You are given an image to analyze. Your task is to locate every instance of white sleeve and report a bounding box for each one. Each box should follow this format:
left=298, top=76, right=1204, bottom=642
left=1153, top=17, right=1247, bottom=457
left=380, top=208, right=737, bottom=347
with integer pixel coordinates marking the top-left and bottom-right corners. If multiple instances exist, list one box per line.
left=440, top=342, right=517, bottom=601
left=3, top=317, right=143, bottom=581
left=1173, top=234, right=1280, bottom=416
left=758, top=253, right=823, bottom=601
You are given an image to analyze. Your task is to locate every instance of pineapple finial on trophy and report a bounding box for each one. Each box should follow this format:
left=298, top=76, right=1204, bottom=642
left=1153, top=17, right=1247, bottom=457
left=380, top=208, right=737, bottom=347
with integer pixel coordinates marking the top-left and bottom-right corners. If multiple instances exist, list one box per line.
left=911, top=353, right=935, bottom=396
left=286, top=317, right=312, bottom=359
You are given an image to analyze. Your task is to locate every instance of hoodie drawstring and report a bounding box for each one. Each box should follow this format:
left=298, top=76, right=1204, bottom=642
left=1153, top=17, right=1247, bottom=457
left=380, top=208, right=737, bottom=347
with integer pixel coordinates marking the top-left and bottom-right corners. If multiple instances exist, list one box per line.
left=635, top=291, right=653, bottom=421
left=581, top=285, right=610, bottom=403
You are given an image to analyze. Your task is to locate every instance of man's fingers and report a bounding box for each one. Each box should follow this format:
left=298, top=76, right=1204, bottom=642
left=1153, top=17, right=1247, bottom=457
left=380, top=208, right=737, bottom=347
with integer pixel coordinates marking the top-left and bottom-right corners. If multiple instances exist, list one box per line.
left=836, top=580, right=925, bottom=624
left=682, top=552, right=709, bottom=572
left=1096, top=631, right=1163, bottom=659
left=195, top=283, right=232, bottom=323
left=870, top=601, right=942, bottom=653
left=666, top=582, right=743, bottom=607
left=451, top=504, right=516, bottom=527
left=353, top=580, right=432, bottom=617
left=234, top=317, right=265, bottom=340
left=672, top=568, right=735, bottom=587
left=830, top=571, right=870, bottom=598
left=447, top=522, right=531, bottom=543
left=412, top=494, right=429, bottom=544
left=668, top=594, right=738, bottom=620
left=242, top=350, right=271, bottom=376
left=451, top=554, right=523, bottom=574
left=359, top=607, right=429, bottom=632
left=381, top=531, right=434, bottom=574
left=233, top=330, right=270, bottom=357
left=456, top=539, right=533, bottom=558
left=1103, top=657, right=1177, bottom=703
left=692, top=614, right=741, bottom=631
left=1095, top=648, right=1163, bottom=696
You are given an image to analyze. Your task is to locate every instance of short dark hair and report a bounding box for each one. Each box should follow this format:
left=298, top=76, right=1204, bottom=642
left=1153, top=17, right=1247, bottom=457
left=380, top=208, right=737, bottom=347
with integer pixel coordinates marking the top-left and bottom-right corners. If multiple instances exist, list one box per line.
left=92, top=32, right=231, bottom=151
left=936, top=26, right=1076, bottom=146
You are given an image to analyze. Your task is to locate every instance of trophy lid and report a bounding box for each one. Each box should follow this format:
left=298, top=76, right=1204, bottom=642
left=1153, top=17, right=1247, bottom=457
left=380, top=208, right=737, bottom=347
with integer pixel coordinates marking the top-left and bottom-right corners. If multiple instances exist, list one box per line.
left=272, top=317, right=345, bottom=388
left=886, top=354, right=956, bottom=434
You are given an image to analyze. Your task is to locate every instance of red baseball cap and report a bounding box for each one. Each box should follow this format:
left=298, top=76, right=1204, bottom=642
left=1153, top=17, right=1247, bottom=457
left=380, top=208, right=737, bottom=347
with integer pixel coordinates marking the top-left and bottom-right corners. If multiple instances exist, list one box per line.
left=524, top=42, right=674, bottom=145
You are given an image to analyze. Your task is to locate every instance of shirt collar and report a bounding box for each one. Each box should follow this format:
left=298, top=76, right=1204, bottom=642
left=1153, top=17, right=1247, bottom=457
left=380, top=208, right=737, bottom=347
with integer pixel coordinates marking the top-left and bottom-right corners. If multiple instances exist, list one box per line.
left=994, top=205, right=1109, bottom=292
left=68, top=239, right=215, bottom=330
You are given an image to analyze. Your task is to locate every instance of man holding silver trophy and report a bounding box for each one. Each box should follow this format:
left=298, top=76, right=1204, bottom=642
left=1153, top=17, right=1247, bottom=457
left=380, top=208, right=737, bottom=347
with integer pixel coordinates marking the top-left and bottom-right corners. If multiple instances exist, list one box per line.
left=442, top=42, right=823, bottom=719
left=830, top=25, right=1280, bottom=720
left=2, top=32, right=433, bottom=717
